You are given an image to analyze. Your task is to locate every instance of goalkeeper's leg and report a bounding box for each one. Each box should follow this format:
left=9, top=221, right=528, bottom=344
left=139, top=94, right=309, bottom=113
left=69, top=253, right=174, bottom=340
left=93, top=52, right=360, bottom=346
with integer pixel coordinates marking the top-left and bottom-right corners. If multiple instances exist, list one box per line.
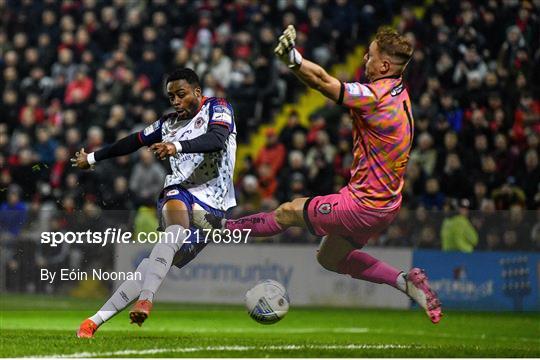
left=192, top=198, right=308, bottom=236
left=317, top=235, right=442, bottom=324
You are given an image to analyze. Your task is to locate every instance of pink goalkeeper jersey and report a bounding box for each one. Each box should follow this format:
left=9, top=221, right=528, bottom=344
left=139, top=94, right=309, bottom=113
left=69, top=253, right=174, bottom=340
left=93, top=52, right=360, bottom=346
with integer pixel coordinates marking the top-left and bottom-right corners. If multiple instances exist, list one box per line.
left=341, top=76, right=414, bottom=210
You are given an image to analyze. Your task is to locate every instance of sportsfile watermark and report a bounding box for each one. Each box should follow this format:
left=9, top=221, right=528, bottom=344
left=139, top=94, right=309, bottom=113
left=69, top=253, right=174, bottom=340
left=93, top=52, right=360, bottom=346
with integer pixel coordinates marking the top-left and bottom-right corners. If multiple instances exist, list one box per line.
left=40, top=228, right=252, bottom=247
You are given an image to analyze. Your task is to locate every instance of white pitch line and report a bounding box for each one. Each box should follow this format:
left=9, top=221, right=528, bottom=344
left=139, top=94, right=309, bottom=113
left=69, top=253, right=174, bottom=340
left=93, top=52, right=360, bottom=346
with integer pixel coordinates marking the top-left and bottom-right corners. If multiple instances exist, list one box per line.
left=152, top=326, right=371, bottom=334
left=365, top=328, right=540, bottom=344
left=139, top=326, right=540, bottom=343
left=11, top=324, right=539, bottom=343
left=30, top=344, right=419, bottom=358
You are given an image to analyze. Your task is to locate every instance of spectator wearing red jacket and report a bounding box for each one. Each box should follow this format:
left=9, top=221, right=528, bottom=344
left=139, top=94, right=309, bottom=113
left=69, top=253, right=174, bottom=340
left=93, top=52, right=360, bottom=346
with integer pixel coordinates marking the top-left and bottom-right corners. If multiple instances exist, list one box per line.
left=50, top=146, right=70, bottom=189
left=64, top=69, right=93, bottom=105
left=18, top=93, right=45, bottom=124
left=512, top=92, right=540, bottom=146
left=184, top=12, right=215, bottom=59
left=254, top=128, right=286, bottom=177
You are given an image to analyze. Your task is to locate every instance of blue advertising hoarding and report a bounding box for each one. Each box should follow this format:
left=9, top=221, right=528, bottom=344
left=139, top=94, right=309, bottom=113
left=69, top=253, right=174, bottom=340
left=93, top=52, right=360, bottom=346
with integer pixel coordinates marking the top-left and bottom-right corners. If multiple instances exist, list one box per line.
left=413, top=250, right=540, bottom=311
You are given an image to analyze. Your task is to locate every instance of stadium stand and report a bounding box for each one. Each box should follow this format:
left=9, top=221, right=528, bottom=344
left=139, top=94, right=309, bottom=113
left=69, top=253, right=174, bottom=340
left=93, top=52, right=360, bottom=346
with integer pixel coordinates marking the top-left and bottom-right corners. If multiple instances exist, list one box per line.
left=1, top=0, right=539, bottom=292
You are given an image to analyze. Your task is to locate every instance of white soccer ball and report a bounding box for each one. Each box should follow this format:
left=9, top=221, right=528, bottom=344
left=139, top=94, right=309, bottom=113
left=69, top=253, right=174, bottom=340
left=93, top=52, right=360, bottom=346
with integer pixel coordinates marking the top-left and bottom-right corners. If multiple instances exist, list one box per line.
left=245, top=279, right=289, bottom=324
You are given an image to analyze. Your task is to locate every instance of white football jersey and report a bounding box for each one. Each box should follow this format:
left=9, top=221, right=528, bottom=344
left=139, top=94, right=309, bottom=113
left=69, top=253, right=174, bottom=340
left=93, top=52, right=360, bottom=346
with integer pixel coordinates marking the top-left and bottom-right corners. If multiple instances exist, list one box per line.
left=139, top=97, right=237, bottom=211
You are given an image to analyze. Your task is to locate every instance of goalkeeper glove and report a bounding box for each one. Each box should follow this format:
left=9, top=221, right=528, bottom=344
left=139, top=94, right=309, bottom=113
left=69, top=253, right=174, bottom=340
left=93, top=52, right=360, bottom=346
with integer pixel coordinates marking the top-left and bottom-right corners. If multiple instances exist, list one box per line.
left=274, top=25, right=303, bottom=69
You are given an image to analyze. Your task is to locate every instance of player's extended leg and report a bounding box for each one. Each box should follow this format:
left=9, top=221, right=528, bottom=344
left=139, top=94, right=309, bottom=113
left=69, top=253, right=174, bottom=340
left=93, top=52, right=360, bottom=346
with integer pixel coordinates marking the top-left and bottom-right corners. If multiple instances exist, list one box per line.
left=317, top=234, right=403, bottom=286
left=76, top=257, right=150, bottom=338
left=129, top=199, right=190, bottom=326
left=193, top=197, right=308, bottom=235
left=77, top=226, right=205, bottom=337
left=194, top=193, right=443, bottom=324
left=317, top=234, right=442, bottom=324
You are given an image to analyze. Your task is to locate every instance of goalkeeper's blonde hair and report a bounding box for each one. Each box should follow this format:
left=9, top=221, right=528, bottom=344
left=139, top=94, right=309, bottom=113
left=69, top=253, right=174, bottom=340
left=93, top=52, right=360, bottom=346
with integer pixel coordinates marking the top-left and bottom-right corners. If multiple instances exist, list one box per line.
left=375, top=27, right=413, bottom=66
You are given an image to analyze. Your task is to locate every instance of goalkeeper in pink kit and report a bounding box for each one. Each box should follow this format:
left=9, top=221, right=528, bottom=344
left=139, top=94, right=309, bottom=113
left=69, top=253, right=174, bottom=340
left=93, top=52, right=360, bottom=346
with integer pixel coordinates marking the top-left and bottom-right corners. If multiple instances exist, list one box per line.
left=194, top=25, right=442, bottom=323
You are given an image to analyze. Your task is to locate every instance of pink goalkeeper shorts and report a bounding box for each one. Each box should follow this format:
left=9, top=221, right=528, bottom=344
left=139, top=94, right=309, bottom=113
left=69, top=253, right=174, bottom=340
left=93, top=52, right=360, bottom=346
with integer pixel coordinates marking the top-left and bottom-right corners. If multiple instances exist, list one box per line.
left=303, top=187, right=400, bottom=247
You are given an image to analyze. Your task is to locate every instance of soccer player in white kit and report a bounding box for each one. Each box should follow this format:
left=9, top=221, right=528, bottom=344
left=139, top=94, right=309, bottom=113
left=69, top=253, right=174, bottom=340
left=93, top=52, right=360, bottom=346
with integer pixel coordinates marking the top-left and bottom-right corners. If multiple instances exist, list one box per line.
left=72, top=68, right=237, bottom=338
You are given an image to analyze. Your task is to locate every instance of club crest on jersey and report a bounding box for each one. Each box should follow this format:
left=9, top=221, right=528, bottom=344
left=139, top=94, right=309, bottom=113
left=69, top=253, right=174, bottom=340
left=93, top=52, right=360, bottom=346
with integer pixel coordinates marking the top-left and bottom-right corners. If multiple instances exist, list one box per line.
left=166, top=189, right=179, bottom=197
left=194, top=117, right=204, bottom=129
left=318, top=203, right=332, bottom=215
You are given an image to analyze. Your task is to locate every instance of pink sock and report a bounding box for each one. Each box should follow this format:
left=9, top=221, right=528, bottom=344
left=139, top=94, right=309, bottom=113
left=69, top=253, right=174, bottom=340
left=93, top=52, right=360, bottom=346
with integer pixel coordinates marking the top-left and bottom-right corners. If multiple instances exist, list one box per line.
left=225, top=212, right=283, bottom=237
left=337, top=250, right=401, bottom=288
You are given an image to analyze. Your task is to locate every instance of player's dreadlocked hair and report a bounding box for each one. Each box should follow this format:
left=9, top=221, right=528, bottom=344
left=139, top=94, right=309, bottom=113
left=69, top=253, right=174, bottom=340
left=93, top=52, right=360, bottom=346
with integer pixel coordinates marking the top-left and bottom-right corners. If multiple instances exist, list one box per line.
left=166, top=68, right=201, bottom=88
left=375, top=26, right=414, bottom=67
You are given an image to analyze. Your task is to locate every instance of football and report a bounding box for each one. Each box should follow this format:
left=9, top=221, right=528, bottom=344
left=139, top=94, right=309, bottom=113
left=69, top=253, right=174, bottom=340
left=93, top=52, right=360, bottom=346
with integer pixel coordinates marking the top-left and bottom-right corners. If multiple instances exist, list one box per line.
left=245, top=279, right=290, bottom=324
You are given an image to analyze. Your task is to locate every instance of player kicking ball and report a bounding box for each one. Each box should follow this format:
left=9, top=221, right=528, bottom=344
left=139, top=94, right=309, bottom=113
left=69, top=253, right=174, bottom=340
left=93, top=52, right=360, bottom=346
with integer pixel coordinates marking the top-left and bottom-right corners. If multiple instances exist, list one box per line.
left=193, top=26, right=442, bottom=323
left=72, top=68, right=237, bottom=338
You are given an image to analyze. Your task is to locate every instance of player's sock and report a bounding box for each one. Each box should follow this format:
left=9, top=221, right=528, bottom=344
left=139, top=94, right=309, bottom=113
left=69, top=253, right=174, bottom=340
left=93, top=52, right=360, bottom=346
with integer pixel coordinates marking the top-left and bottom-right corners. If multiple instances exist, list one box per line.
left=396, top=272, right=407, bottom=292
left=337, top=250, right=402, bottom=287
left=88, top=258, right=149, bottom=326
left=89, top=313, right=106, bottom=326
left=225, top=212, right=283, bottom=236
left=139, top=224, right=185, bottom=302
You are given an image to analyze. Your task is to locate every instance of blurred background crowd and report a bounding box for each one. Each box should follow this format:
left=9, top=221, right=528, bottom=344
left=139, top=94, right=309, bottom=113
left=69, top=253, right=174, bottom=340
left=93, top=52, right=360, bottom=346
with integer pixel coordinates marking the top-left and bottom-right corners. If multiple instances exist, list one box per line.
left=1, top=0, right=540, bottom=292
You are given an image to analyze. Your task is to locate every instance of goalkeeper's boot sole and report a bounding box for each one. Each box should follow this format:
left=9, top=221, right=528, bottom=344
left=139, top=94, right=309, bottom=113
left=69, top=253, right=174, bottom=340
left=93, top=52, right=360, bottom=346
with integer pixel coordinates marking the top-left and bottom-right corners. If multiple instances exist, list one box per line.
left=192, top=203, right=224, bottom=230
left=405, top=268, right=443, bottom=324
left=77, top=318, right=98, bottom=338
left=129, top=300, right=153, bottom=326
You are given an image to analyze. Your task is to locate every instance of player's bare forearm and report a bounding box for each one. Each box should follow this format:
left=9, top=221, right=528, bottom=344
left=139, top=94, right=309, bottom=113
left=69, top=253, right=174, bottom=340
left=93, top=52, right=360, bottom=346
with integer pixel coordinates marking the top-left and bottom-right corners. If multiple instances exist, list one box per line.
left=291, top=59, right=341, bottom=102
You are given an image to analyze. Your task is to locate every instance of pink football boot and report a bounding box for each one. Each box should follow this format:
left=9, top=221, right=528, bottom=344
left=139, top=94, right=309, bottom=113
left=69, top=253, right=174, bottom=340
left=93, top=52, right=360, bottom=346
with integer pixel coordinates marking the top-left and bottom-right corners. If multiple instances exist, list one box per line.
left=406, top=268, right=443, bottom=324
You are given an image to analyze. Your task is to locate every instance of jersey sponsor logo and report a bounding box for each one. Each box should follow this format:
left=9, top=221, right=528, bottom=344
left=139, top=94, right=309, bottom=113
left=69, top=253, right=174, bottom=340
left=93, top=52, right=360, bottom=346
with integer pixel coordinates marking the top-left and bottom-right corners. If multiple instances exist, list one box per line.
left=213, top=105, right=229, bottom=114
left=391, top=82, right=404, bottom=96
left=345, top=82, right=374, bottom=97
left=318, top=203, right=332, bottom=215
left=143, top=121, right=160, bottom=136
left=212, top=108, right=232, bottom=125
left=166, top=189, right=180, bottom=197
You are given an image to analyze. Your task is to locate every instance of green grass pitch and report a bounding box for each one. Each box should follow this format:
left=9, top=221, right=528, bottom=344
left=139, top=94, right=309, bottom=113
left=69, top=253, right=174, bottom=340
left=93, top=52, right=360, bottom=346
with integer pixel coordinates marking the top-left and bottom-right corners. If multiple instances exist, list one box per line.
left=1, top=294, right=539, bottom=357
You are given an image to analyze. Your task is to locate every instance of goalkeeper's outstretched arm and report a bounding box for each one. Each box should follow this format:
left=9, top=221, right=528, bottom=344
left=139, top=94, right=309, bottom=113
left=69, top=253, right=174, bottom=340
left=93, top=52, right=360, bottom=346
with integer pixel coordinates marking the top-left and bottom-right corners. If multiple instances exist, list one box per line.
left=290, top=60, right=342, bottom=102
left=275, top=25, right=341, bottom=103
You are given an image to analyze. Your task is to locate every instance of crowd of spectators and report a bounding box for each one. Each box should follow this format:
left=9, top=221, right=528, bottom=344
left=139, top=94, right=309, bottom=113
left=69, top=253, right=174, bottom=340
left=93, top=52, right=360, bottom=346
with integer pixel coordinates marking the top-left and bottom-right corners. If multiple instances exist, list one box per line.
left=237, top=0, right=540, bottom=251
left=1, top=0, right=540, bottom=293
left=0, top=0, right=403, bottom=292
left=0, top=0, right=399, bottom=206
